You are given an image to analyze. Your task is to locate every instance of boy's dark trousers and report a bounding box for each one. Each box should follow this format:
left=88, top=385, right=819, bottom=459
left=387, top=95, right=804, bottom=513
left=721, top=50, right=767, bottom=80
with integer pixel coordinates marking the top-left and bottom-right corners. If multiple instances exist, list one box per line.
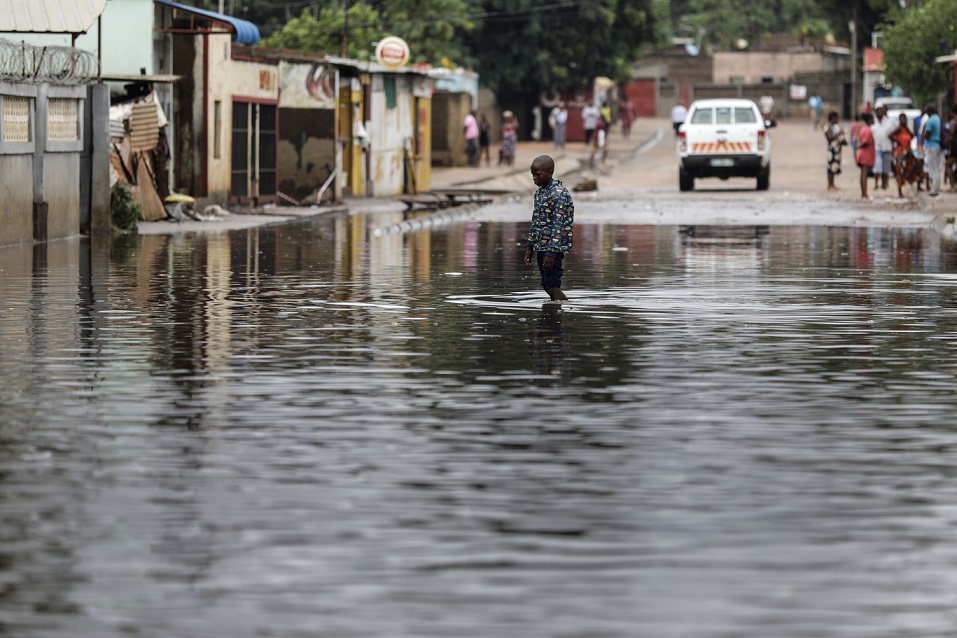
left=536, top=251, right=564, bottom=291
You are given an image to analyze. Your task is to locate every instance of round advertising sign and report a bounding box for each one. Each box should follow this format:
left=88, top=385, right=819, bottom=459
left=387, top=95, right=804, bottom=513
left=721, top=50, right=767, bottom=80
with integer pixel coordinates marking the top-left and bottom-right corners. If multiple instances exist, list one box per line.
left=375, top=36, right=411, bottom=69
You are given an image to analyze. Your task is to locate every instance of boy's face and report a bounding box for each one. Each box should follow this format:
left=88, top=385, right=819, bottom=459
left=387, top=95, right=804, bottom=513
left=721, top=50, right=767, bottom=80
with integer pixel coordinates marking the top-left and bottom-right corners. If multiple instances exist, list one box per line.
left=531, top=164, right=553, bottom=187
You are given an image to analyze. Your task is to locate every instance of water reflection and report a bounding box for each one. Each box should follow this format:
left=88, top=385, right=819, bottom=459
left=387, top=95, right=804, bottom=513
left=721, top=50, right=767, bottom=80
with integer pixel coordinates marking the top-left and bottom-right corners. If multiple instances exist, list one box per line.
left=3, top=217, right=957, bottom=636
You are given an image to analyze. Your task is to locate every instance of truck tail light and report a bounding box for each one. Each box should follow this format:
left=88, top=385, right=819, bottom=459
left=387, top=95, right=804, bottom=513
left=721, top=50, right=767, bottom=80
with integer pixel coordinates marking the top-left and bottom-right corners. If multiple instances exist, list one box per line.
left=678, top=131, right=687, bottom=153
left=757, top=130, right=766, bottom=151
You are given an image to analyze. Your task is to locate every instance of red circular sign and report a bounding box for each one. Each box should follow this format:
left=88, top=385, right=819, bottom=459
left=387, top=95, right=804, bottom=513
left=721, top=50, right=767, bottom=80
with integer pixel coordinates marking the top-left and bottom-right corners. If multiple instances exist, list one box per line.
left=375, top=36, right=410, bottom=69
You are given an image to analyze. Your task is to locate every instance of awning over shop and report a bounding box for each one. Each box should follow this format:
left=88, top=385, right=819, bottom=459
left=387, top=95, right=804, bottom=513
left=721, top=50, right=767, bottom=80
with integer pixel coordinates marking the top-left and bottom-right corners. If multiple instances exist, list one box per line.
left=0, top=0, right=106, bottom=35
left=154, top=0, right=260, bottom=45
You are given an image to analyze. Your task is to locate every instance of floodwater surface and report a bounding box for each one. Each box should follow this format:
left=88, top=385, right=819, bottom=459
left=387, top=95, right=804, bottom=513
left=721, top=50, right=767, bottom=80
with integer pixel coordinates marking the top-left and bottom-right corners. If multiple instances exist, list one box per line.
left=3, top=213, right=957, bottom=637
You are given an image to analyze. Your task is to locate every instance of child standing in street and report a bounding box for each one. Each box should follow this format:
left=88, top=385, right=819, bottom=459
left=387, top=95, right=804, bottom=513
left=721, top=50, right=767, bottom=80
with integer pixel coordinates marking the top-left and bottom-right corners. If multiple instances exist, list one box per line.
left=524, top=155, right=574, bottom=302
left=856, top=112, right=876, bottom=200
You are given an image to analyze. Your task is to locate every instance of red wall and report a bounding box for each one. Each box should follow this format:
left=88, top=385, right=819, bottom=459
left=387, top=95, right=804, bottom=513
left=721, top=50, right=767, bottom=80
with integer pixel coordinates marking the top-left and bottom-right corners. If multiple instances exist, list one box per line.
left=623, top=79, right=656, bottom=117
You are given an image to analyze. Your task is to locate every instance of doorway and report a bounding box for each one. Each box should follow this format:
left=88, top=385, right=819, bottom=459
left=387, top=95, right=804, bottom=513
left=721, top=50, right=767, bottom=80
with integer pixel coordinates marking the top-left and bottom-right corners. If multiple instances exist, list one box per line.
left=231, top=101, right=277, bottom=203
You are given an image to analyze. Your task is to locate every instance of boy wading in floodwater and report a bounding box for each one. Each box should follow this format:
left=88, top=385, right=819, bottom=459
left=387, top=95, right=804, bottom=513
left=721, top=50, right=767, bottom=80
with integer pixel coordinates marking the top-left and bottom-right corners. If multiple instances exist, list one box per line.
left=524, top=155, right=574, bottom=301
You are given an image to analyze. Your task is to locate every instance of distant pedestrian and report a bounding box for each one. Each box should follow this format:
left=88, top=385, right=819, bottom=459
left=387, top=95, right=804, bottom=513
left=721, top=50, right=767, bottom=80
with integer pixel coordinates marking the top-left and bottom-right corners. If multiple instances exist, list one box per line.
left=590, top=114, right=608, bottom=168
left=670, top=101, right=688, bottom=137
left=599, top=101, right=612, bottom=129
left=525, top=155, right=574, bottom=302
left=478, top=113, right=492, bottom=166
left=581, top=102, right=600, bottom=145
left=619, top=94, right=637, bottom=139
left=849, top=113, right=865, bottom=153
left=499, top=111, right=519, bottom=166
left=890, top=113, right=920, bottom=198
left=759, top=92, right=775, bottom=122
left=864, top=101, right=873, bottom=115
left=945, top=105, right=957, bottom=191
left=921, top=104, right=943, bottom=197
left=856, top=112, right=876, bottom=200
left=871, top=106, right=895, bottom=191
left=464, top=110, right=479, bottom=167
left=809, top=94, right=823, bottom=129
left=549, top=101, right=568, bottom=148
left=824, top=111, right=846, bottom=192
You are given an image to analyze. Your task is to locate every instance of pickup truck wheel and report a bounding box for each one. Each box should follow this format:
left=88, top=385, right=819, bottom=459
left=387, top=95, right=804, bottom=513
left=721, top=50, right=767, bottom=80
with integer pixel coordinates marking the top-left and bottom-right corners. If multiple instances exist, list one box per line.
left=756, top=166, right=770, bottom=191
left=679, top=168, right=694, bottom=192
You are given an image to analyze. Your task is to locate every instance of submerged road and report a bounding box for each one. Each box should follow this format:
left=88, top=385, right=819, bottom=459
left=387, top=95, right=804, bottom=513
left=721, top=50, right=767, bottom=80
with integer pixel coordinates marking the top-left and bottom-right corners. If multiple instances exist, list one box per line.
left=452, top=117, right=945, bottom=231
left=4, top=117, right=957, bottom=637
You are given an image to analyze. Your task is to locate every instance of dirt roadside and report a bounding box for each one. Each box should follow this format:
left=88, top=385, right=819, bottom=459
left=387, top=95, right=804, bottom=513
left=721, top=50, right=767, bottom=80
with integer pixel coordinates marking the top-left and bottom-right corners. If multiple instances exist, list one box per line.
left=138, top=116, right=954, bottom=236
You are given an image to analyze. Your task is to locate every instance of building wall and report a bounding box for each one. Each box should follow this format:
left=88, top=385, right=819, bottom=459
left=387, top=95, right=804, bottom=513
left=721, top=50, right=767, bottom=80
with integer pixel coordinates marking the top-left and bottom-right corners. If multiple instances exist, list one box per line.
left=277, top=108, right=336, bottom=201
left=369, top=75, right=413, bottom=196
left=713, top=51, right=831, bottom=84
left=44, top=153, right=80, bottom=240
left=0, top=82, right=91, bottom=248
left=198, top=35, right=280, bottom=202
left=0, top=155, right=34, bottom=245
left=412, top=84, right=432, bottom=191
left=172, top=35, right=200, bottom=197
left=431, top=91, right=472, bottom=167
left=277, top=61, right=338, bottom=202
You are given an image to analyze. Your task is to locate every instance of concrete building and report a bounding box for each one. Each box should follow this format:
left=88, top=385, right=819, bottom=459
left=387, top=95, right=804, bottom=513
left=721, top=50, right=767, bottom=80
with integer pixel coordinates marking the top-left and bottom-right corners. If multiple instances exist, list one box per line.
left=0, top=0, right=111, bottom=247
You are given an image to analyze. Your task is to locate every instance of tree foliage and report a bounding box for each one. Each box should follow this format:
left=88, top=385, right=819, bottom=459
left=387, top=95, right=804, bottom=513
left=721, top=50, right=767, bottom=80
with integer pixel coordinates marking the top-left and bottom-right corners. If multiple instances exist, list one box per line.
left=261, top=5, right=383, bottom=59
left=377, top=0, right=474, bottom=65
left=259, top=0, right=473, bottom=64
left=673, top=0, right=893, bottom=50
left=464, top=0, right=669, bottom=95
left=882, top=0, right=957, bottom=103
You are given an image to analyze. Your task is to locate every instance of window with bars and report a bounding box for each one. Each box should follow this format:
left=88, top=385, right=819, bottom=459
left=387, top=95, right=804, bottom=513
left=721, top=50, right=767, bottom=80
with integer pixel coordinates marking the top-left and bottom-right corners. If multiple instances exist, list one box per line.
left=47, top=98, right=79, bottom=142
left=3, top=96, right=32, bottom=144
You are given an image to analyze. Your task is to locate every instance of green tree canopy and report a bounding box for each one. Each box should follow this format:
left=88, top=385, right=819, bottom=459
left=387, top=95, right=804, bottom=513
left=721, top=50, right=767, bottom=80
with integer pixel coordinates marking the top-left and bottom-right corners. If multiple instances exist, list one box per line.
left=672, top=0, right=893, bottom=50
left=463, top=0, right=669, bottom=95
left=882, top=0, right=957, bottom=104
left=261, top=5, right=382, bottom=59
left=259, top=0, right=473, bottom=65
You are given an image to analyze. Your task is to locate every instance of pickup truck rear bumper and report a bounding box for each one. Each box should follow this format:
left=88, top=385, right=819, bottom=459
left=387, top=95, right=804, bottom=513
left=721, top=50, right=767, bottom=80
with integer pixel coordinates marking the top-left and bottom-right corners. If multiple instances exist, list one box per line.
left=681, top=154, right=767, bottom=178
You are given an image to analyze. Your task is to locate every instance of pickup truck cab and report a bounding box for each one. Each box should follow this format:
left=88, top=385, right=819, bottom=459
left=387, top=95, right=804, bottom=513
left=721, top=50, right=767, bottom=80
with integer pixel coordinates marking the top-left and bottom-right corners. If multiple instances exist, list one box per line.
left=677, top=98, right=774, bottom=192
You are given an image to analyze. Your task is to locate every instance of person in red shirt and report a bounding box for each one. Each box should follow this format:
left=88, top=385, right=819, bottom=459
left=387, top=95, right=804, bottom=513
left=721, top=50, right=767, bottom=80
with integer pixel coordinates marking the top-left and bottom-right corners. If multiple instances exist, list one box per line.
left=619, top=94, right=637, bottom=139
left=848, top=114, right=865, bottom=153
left=856, top=112, right=876, bottom=200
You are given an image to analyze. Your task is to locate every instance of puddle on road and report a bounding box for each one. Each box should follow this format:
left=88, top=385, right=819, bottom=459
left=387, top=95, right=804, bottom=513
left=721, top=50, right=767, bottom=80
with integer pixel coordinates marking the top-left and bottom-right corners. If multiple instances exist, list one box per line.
left=2, top=216, right=957, bottom=637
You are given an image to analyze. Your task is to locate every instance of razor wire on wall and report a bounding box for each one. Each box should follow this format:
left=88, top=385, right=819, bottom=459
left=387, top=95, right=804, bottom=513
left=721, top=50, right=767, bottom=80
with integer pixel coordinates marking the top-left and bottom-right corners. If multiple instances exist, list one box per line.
left=0, top=39, right=98, bottom=85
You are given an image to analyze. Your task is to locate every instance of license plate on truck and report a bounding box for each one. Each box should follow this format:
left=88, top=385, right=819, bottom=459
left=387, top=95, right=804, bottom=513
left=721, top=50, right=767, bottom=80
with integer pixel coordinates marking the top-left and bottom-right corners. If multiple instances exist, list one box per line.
left=710, top=158, right=734, bottom=167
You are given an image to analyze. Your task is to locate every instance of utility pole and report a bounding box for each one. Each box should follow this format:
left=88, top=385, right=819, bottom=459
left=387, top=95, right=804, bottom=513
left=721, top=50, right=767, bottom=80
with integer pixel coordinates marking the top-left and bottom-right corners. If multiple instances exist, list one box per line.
left=849, top=0, right=858, bottom=117
left=341, top=0, right=349, bottom=58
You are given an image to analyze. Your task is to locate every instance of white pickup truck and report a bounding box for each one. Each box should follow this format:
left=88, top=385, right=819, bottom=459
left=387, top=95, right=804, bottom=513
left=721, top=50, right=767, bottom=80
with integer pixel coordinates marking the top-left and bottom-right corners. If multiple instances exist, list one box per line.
left=677, top=98, right=774, bottom=192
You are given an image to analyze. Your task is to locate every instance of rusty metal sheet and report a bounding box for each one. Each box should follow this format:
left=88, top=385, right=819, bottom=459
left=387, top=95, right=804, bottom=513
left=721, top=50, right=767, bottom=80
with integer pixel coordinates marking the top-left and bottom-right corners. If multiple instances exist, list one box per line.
left=129, top=103, right=159, bottom=152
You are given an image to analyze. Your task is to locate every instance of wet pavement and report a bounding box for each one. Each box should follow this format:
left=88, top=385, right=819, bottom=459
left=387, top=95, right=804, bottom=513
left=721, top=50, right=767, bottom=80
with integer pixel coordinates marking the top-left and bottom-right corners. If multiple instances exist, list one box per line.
left=4, top=210, right=957, bottom=637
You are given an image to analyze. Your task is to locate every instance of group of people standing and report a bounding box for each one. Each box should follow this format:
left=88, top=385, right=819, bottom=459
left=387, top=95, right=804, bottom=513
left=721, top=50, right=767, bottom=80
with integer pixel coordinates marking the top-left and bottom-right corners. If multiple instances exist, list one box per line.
left=464, top=109, right=522, bottom=167
left=463, top=95, right=640, bottom=170
left=825, top=103, right=957, bottom=201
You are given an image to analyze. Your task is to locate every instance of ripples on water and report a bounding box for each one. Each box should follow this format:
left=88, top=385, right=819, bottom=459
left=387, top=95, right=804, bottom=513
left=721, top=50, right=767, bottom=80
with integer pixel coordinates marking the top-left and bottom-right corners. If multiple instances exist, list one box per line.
left=2, top=218, right=957, bottom=637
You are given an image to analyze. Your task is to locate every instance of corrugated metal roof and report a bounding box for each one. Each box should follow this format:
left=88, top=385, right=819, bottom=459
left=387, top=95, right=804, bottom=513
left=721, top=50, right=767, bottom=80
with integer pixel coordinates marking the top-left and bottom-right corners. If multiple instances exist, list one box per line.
left=155, top=0, right=260, bottom=45
left=0, top=0, right=107, bottom=34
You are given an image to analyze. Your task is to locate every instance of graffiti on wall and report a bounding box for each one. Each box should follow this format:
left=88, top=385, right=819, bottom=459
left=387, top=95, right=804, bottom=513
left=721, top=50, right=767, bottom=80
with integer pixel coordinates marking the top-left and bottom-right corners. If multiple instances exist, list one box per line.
left=279, top=62, right=336, bottom=109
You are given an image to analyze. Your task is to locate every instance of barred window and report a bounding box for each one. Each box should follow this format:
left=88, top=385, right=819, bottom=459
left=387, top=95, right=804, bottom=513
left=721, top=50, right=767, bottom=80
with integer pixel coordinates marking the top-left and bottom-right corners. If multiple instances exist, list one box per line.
left=48, top=98, right=79, bottom=142
left=3, top=96, right=32, bottom=143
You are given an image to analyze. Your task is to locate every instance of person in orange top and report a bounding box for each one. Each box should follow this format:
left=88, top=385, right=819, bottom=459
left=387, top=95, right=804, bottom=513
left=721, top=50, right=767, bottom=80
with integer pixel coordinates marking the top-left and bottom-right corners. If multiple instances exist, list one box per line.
left=889, top=113, right=921, bottom=198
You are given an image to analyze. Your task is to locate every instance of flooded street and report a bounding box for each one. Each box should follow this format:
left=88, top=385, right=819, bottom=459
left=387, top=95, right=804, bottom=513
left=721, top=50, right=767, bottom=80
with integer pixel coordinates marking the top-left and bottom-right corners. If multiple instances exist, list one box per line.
left=4, top=207, right=957, bottom=637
